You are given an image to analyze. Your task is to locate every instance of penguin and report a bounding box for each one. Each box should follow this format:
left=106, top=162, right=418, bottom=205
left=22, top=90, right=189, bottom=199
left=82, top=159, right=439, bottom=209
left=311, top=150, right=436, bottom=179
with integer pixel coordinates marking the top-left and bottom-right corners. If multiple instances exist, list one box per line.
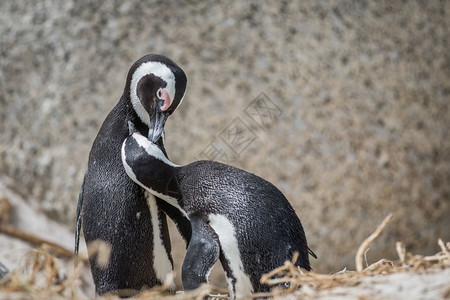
left=75, top=54, right=192, bottom=297
left=121, top=119, right=317, bottom=299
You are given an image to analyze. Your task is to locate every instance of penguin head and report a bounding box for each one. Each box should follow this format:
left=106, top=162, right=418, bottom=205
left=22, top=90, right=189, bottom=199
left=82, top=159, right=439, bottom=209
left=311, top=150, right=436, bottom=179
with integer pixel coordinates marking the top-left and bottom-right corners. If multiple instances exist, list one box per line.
left=122, top=121, right=178, bottom=178
left=126, top=54, right=187, bottom=141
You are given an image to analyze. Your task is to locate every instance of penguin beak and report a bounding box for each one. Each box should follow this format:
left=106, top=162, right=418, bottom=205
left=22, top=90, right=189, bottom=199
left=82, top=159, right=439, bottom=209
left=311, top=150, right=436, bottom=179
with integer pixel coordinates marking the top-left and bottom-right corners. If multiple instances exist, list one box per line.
left=148, top=99, right=169, bottom=143
left=127, top=121, right=138, bottom=135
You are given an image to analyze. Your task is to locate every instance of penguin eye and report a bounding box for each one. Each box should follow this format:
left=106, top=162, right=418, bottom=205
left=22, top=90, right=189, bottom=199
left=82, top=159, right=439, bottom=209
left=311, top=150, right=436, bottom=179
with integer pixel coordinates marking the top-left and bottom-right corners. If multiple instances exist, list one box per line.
left=157, top=88, right=163, bottom=99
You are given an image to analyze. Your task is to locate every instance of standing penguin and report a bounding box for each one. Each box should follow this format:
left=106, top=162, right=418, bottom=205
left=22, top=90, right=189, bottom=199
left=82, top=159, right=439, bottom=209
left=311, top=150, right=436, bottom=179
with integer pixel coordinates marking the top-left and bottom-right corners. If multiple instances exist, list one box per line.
left=75, top=54, right=191, bottom=296
left=121, top=120, right=317, bottom=299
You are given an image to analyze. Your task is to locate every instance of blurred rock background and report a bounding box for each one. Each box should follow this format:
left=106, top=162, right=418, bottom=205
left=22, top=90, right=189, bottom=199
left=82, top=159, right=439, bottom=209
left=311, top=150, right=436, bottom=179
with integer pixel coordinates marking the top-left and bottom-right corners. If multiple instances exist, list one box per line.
left=0, top=0, right=449, bottom=289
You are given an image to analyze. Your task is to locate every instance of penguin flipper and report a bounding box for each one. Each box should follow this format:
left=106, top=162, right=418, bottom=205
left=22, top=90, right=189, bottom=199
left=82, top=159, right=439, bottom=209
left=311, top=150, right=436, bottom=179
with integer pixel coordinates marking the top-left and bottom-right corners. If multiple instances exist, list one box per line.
left=181, top=215, right=220, bottom=290
left=157, top=175, right=192, bottom=245
left=74, top=174, right=86, bottom=262
left=156, top=198, right=192, bottom=245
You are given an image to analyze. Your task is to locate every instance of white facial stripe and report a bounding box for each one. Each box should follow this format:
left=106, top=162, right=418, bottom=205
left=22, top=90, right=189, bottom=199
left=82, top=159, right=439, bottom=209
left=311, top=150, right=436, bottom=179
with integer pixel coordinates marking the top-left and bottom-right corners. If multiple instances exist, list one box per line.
left=146, top=193, right=175, bottom=290
left=130, top=61, right=176, bottom=125
left=122, top=140, right=140, bottom=183
left=208, top=214, right=254, bottom=299
left=132, top=133, right=180, bottom=168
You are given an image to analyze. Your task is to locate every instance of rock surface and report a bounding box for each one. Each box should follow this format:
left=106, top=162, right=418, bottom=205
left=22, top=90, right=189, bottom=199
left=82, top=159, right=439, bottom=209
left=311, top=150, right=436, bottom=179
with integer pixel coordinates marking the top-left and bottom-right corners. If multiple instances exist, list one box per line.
left=1, top=0, right=449, bottom=278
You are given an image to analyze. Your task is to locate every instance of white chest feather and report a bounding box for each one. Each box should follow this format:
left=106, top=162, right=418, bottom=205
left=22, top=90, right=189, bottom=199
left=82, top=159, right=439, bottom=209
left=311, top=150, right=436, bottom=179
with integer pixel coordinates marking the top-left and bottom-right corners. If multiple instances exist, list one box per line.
left=208, top=214, right=253, bottom=299
left=146, top=193, right=175, bottom=290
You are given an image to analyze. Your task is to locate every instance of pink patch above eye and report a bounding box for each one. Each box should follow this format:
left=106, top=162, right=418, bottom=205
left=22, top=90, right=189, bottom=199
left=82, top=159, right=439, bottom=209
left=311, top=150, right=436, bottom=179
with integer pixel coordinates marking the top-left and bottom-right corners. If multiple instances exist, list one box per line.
left=158, top=88, right=171, bottom=111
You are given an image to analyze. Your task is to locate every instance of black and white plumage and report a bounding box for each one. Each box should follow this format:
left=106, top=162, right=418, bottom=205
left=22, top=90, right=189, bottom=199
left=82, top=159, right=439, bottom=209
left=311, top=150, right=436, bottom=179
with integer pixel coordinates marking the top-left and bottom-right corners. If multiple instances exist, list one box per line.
left=121, top=122, right=316, bottom=299
left=75, top=54, right=191, bottom=296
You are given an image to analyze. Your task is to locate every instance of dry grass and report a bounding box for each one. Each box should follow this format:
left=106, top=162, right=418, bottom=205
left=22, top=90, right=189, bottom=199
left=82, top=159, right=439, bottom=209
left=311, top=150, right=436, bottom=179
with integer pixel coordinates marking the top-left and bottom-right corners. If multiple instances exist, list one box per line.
left=256, top=238, right=450, bottom=299
left=255, top=214, right=450, bottom=299
left=0, top=214, right=449, bottom=299
left=0, top=247, right=84, bottom=299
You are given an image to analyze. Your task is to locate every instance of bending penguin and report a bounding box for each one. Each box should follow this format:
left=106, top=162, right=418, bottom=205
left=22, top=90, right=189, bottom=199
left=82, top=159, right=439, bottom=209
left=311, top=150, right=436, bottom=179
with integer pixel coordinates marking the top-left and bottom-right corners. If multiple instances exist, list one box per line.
left=122, top=118, right=317, bottom=299
left=75, top=54, right=192, bottom=296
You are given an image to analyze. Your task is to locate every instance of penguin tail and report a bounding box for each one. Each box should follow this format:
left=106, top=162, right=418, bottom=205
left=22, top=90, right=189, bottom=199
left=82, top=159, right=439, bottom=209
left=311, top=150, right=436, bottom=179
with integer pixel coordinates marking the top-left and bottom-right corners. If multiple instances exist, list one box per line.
left=308, top=247, right=318, bottom=259
left=74, top=174, right=86, bottom=265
